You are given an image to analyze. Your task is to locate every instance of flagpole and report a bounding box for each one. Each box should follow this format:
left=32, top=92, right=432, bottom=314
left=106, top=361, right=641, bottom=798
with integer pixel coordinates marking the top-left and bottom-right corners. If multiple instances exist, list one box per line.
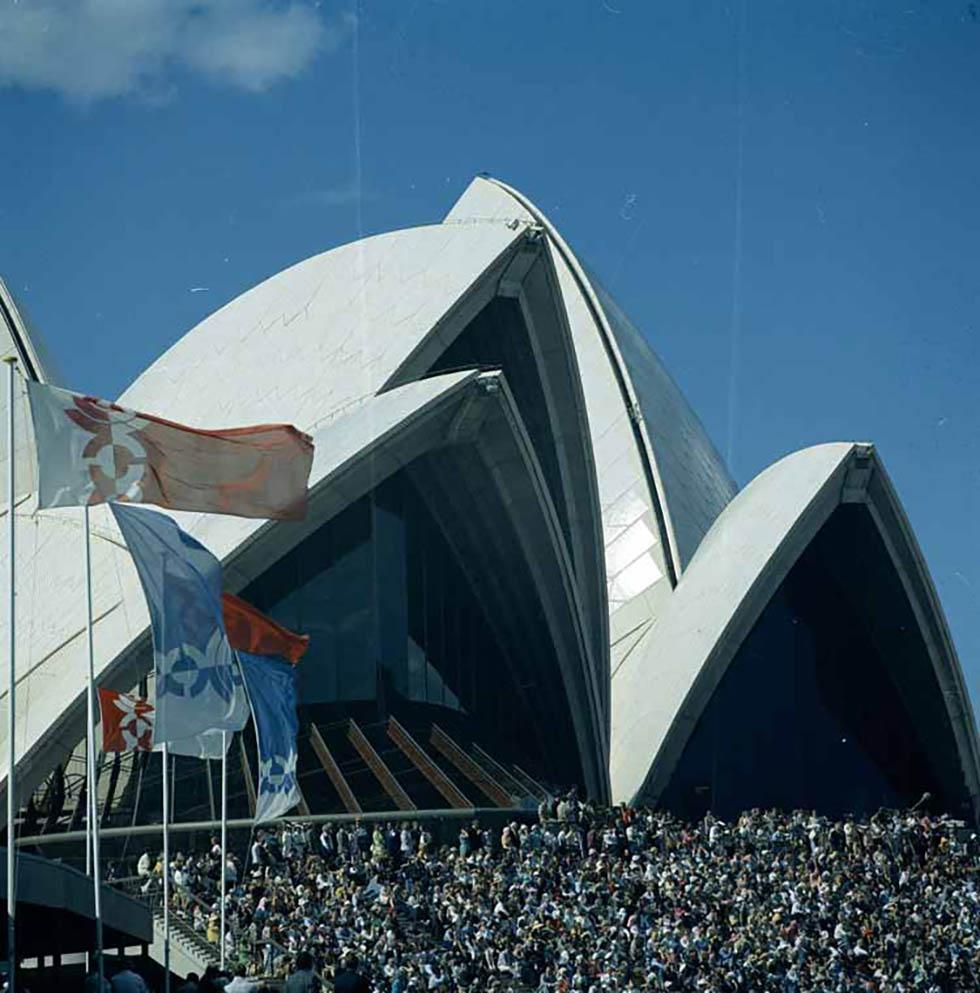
left=4, top=357, right=17, bottom=992
left=84, top=505, right=105, bottom=989
left=162, top=743, right=171, bottom=993
left=220, top=730, right=227, bottom=971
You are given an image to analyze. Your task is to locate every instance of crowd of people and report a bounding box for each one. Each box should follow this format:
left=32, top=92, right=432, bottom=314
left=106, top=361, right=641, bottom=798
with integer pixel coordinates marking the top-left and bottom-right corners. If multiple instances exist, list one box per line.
left=129, top=796, right=980, bottom=992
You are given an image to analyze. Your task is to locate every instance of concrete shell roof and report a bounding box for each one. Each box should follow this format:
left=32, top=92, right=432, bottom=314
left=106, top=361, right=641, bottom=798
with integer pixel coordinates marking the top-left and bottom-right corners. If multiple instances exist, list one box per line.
left=119, top=221, right=523, bottom=429
left=609, top=442, right=980, bottom=815
left=447, top=176, right=736, bottom=580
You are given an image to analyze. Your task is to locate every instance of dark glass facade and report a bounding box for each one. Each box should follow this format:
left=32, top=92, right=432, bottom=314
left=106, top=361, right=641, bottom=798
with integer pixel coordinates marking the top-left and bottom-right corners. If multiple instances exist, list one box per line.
left=239, top=472, right=509, bottom=714
left=233, top=467, right=580, bottom=791
left=660, top=505, right=954, bottom=820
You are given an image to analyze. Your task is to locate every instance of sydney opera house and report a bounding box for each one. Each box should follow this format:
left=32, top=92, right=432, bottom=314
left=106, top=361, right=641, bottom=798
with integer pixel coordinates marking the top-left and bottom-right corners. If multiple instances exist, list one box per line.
left=1, top=175, right=978, bottom=847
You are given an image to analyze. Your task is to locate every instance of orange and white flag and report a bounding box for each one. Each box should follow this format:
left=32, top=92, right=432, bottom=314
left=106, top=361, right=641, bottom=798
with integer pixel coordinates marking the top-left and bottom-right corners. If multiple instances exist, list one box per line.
left=26, top=382, right=313, bottom=520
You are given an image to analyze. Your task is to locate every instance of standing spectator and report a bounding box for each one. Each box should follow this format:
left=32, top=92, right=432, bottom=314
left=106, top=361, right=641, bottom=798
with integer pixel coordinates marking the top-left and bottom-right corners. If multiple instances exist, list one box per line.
left=284, top=951, right=320, bottom=993
left=320, top=825, right=335, bottom=860
left=110, top=960, right=151, bottom=993
left=332, top=953, right=369, bottom=993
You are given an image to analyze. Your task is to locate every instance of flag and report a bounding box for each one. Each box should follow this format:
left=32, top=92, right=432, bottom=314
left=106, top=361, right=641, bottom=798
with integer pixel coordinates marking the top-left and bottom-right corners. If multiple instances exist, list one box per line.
left=26, top=381, right=314, bottom=519
left=99, top=689, right=154, bottom=752
left=222, top=593, right=310, bottom=664
left=111, top=503, right=249, bottom=749
left=238, top=653, right=302, bottom=823
left=223, top=594, right=307, bottom=822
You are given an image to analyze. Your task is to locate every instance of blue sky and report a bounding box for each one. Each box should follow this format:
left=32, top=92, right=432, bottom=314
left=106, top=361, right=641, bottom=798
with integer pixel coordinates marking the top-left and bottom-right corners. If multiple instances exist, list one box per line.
left=1, top=1, right=978, bottom=710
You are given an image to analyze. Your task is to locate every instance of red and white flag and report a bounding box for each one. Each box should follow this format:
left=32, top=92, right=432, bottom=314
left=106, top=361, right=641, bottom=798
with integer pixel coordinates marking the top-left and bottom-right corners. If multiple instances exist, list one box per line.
left=99, top=688, right=155, bottom=752
left=26, top=382, right=314, bottom=519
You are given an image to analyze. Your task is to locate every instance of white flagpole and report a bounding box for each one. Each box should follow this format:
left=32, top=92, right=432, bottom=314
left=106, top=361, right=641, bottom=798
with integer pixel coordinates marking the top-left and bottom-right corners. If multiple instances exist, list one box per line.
left=220, top=730, right=227, bottom=971
left=4, top=356, right=16, bottom=993
left=84, top=505, right=105, bottom=989
left=162, top=742, right=171, bottom=993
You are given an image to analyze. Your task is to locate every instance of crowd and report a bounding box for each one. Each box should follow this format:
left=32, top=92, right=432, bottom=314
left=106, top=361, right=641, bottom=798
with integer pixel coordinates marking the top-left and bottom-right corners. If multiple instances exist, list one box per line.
left=130, top=797, right=980, bottom=992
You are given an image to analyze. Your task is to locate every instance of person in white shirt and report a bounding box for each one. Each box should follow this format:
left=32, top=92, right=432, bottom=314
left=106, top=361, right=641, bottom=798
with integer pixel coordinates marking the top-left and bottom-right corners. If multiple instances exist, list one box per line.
left=224, top=966, right=258, bottom=993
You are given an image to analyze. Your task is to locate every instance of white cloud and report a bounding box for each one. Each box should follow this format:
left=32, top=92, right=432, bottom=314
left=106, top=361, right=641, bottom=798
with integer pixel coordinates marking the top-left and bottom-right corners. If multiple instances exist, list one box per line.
left=0, top=1, right=353, bottom=104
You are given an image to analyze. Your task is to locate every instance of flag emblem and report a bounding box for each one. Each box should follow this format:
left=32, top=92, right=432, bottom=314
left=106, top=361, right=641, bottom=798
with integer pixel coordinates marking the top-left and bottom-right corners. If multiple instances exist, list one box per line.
left=99, top=689, right=155, bottom=752
left=65, top=394, right=152, bottom=502
left=259, top=752, right=299, bottom=799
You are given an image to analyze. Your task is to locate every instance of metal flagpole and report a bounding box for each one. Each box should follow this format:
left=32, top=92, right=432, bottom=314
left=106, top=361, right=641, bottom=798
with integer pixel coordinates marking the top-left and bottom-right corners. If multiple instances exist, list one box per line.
left=162, top=743, right=171, bottom=993
left=4, top=355, right=17, bottom=993
left=220, top=730, right=227, bottom=970
left=84, top=505, right=105, bottom=989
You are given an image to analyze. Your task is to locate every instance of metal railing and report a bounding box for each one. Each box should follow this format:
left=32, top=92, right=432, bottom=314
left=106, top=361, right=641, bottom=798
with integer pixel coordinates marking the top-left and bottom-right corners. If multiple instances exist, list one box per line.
left=115, top=872, right=326, bottom=983
left=16, top=805, right=518, bottom=846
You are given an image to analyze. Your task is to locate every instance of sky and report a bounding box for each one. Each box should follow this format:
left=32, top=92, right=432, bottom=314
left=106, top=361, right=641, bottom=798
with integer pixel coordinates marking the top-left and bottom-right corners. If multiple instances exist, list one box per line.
left=1, top=0, right=978, bottom=711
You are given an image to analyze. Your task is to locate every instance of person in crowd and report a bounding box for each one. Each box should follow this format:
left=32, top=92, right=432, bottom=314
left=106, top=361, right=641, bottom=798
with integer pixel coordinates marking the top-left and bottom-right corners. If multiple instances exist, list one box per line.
left=320, top=825, right=335, bottom=860
left=332, top=953, right=369, bottom=993
left=199, top=965, right=227, bottom=993
left=84, top=968, right=111, bottom=993
left=109, top=960, right=151, bottom=993
left=284, top=951, right=320, bottom=993
left=176, top=971, right=201, bottom=993
left=224, top=965, right=258, bottom=993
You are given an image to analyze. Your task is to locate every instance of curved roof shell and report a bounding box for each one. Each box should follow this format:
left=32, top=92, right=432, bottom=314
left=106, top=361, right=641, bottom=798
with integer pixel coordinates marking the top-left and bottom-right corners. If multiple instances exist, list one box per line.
left=611, top=442, right=980, bottom=818
left=446, top=178, right=737, bottom=686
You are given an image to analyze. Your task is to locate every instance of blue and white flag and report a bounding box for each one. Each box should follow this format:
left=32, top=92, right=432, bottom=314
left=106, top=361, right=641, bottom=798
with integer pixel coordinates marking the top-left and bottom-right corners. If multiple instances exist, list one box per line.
left=238, top=652, right=301, bottom=823
left=111, top=503, right=249, bottom=752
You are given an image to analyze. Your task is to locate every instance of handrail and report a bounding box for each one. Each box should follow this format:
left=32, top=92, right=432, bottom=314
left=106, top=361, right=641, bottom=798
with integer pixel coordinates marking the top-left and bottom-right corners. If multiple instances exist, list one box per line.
left=16, top=805, right=523, bottom=846
left=113, top=869, right=323, bottom=975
